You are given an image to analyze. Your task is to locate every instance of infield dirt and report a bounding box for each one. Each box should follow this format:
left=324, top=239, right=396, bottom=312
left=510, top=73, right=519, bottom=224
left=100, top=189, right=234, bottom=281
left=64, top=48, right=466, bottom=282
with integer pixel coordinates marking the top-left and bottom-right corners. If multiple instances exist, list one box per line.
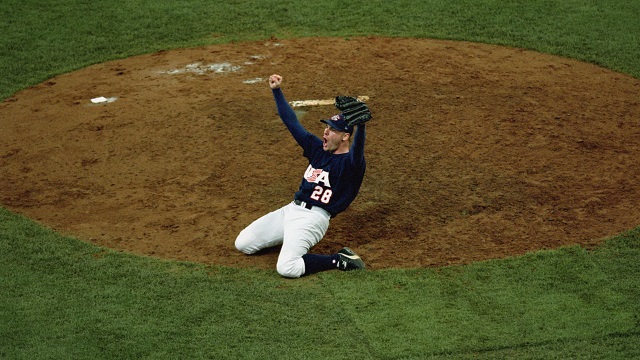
left=1, top=37, right=639, bottom=270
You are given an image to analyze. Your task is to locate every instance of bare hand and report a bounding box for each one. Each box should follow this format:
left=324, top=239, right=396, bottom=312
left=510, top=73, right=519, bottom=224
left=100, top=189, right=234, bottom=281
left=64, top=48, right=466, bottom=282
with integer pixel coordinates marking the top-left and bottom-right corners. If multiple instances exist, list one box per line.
left=269, top=74, right=282, bottom=89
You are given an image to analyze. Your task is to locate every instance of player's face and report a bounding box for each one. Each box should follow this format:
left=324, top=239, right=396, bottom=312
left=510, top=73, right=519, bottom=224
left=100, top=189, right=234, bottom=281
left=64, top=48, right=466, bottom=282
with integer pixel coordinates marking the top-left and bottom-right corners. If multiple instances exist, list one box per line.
left=322, top=125, right=349, bottom=153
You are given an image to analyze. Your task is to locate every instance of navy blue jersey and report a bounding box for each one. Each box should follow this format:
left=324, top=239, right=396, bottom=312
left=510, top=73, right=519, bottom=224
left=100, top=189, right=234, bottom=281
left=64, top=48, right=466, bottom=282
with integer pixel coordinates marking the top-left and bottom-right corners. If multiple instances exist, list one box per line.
left=273, top=88, right=366, bottom=217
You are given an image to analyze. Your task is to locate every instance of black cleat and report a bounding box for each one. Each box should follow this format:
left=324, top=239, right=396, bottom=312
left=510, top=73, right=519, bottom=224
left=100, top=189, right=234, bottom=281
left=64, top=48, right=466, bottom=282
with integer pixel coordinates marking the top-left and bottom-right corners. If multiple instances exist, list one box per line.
left=337, top=247, right=366, bottom=271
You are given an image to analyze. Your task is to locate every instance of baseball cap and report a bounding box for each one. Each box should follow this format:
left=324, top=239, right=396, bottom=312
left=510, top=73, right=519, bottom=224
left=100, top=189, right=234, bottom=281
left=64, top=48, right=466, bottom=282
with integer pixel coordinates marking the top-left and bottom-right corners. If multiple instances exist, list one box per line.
left=320, top=114, right=353, bottom=134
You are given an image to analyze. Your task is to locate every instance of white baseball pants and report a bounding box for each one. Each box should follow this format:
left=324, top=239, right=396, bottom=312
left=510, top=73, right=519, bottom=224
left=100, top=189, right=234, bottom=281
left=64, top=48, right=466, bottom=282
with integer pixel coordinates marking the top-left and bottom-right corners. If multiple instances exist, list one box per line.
left=235, top=202, right=330, bottom=278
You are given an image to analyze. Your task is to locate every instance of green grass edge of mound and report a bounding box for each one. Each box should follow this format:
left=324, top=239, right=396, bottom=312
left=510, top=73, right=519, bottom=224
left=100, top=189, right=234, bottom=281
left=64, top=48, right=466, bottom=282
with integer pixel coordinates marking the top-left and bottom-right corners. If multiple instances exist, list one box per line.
left=1, top=207, right=638, bottom=359
left=2, top=0, right=639, bottom=100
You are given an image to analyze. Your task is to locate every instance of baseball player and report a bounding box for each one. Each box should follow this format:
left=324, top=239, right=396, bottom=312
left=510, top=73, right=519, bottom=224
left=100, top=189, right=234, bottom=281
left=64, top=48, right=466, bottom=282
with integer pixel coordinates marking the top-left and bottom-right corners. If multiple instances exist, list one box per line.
left=235, top=74, right=372, bottom=278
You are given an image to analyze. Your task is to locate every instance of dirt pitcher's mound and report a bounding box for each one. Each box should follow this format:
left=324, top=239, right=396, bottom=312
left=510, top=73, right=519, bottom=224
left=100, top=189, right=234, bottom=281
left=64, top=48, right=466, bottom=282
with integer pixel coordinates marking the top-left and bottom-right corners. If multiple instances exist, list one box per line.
left=1, top=37, right=639, bottom=270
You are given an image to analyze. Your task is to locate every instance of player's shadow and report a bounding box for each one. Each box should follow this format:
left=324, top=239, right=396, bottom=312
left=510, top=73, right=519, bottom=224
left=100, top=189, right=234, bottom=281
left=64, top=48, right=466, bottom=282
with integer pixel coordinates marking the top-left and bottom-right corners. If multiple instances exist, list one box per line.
left=252, top=245, right=282, bottom=256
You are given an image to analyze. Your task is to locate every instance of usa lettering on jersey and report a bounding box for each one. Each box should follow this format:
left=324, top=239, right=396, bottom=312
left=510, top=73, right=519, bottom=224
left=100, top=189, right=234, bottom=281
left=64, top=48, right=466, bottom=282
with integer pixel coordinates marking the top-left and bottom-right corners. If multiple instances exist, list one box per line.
left=304, top=164, right=331, bottom=187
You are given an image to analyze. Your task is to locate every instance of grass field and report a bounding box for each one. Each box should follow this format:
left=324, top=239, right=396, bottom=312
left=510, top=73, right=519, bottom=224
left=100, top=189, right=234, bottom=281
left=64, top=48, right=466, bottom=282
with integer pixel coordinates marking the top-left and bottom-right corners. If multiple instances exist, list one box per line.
left=1, top=0, right=639, bottom=358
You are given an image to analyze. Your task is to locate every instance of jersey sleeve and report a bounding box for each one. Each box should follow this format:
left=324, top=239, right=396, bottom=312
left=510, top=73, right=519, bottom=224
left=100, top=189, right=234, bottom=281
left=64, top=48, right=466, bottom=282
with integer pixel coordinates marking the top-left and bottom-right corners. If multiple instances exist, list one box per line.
left=272, top=88, right=314, bottom=148
left=349, top=123, right=366, bottom=166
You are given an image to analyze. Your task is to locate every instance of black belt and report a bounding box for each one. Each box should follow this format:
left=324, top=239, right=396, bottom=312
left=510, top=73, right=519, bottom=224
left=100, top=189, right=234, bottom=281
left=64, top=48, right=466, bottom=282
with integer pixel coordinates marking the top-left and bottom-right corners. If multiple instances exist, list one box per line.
left=293, top=199, right=314, bottom=210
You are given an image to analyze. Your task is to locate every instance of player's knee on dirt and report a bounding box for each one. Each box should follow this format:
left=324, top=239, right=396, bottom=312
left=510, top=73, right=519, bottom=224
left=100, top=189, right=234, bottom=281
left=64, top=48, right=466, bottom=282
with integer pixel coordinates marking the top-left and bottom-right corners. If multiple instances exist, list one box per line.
left=235, top=229, right=258, bottom=255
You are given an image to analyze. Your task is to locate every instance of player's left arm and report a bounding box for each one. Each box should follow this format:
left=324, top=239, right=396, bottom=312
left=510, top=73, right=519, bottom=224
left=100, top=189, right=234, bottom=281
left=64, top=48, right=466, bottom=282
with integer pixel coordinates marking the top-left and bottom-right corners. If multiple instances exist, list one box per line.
left=336, top=95, right=369, bottom=166
left=349, top=123, right=366, bottom=166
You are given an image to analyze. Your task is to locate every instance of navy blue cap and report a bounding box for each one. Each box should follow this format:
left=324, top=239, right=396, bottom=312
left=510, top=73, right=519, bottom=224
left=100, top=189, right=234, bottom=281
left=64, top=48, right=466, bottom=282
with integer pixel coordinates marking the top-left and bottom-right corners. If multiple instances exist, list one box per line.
left=320, top=114, right=353, bottom=134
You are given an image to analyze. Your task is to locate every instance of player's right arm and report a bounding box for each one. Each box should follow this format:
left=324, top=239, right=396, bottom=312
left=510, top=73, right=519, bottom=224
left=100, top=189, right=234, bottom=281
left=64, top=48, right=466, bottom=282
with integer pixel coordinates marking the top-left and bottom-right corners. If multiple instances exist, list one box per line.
left=269, top=75, right=316, bottom=147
